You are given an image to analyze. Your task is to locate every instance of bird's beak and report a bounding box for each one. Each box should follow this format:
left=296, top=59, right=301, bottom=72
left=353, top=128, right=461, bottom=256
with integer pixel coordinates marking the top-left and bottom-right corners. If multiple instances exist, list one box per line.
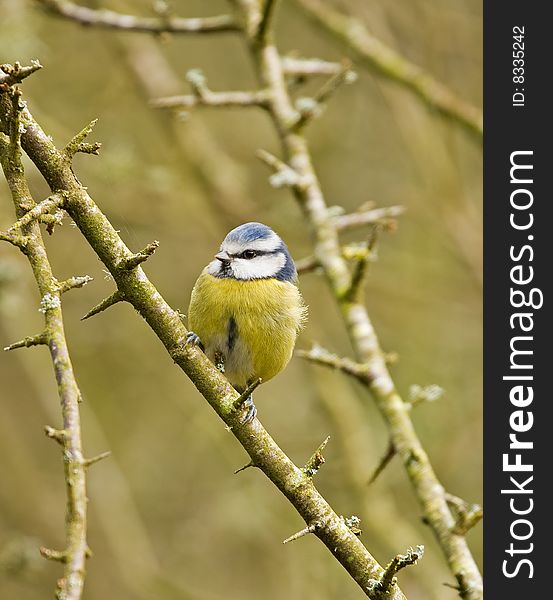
left=215, top=251, right=231, bottom=262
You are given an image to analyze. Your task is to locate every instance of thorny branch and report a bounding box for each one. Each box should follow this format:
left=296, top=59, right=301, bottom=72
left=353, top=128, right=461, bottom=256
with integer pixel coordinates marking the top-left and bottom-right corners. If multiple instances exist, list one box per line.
left=2, top=66, right=407, bottom=600
left=0, top=83, right=96, bottom=600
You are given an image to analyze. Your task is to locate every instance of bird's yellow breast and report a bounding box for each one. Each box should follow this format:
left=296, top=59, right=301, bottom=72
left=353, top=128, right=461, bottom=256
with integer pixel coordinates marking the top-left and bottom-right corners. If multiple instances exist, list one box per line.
left=188, top=271, right=307, bottom=390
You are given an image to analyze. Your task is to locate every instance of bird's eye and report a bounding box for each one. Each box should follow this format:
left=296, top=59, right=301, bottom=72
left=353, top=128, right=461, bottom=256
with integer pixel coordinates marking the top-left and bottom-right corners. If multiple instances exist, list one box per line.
left=242, top=250, right=257, bottom=259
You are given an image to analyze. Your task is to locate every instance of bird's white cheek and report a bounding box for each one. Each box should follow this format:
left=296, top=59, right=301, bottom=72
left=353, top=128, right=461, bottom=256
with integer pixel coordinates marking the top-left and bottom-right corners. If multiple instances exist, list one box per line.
left=231, top=254, right=286, bottom=280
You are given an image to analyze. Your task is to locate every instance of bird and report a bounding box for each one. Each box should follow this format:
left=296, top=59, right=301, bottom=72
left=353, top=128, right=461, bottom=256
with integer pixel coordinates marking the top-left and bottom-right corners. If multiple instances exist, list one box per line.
left=187, top=222, right=307, bottom=423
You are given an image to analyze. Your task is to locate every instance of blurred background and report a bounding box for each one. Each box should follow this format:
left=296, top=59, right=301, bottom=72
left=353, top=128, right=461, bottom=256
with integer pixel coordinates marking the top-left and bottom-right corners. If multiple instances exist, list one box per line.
left=0, top=1, right=482, bottom=598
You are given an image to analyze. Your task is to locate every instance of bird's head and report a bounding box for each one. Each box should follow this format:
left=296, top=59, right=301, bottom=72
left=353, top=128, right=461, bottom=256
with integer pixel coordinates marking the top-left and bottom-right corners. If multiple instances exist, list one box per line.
left=207, top=222, right=296, bottom=282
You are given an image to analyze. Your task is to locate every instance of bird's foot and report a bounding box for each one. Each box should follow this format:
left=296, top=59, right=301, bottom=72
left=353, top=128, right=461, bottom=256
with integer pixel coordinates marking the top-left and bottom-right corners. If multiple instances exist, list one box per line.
left=240, top=395, right=257, bottom=424
left=185, top=331, right=204, bottom=351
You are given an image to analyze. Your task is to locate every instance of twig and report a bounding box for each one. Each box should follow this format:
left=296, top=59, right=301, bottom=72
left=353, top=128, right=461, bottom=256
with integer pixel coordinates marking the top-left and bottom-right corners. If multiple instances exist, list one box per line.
left=334, top=205, right=405, bottom=232
left=369, top=546, right=425, bottom=594
left=152, top=89, right=269, bottom=110
left=297, top=345, right=372, bottom=385
left=36, top=0, right=240, bottom=34
left=7, top=194, right=65, bottom=231
left=58, top=275, right=93, bottom=294
left=4, top=332, right=48, bottom=351
left=0, top=60, right=42, bottom=86
left=282, top=56, right=343, bottom=77
left=119, top=240, right=159, bottom=270
left=0, top=81, right=88, bottom=600
left=295, top=255, right=319, bottom=274
left=11, top=71, right=406, bottom=600
left=294, top=0, right=482, bottom=138
left=64, top=119, right=101, bottom=158
left=83, top=451, right=111, bottom=468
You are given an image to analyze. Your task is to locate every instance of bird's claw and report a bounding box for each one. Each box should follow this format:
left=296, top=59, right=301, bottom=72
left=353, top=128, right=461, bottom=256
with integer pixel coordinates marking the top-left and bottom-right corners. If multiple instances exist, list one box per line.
left=185, top=331, right=204, bottom=351
left=240, top=395, right=257, bottom=424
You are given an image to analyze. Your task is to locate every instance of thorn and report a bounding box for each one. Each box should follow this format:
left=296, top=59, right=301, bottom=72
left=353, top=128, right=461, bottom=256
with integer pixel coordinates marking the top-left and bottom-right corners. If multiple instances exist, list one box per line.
left=85, top=547, right=94, bottom=559
left=232, top=378, right=262, bottom=412
left=119, top=241, right=159, bottom=270
left=84, top=451, right=111, bottom=468
left=64, top=119, right=100, bottom=158
left=369, top=545, right=425, bottom=593
left=283, top=522, right=318, bottom=545
left=59, top=275, right=93, bottom=294
left=368, top=439, right=396, bottom=485
left=234, top=461, right=255, bottom=474
left=4, top=332, right=47, bottom=351
left=81, top=290, right=124, bottom=321
left=44, top=425, right=67, bottom=446
left=303, top=435, right=330, bottom=477
left=40, top=546, right=67, bottom=563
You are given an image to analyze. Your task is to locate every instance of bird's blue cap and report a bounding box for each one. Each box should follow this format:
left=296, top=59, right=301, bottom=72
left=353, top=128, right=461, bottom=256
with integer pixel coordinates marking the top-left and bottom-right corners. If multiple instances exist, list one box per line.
left=224, top=222, right=275, bottom=245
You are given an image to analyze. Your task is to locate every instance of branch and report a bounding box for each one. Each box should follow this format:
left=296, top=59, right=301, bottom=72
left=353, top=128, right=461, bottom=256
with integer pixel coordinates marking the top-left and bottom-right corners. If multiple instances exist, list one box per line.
left=334, top=205, right=405, bottom=232
left=36, top=0, right=240, bottom=34
left=0, top=82, right=88, bottom=600
left=12, top=74, right=406, bottom=600
left=297, top=345, right=372, bottom=385
left=294, top=0, right=482, bottom=138
left=152, top=70, right=270, bottom=110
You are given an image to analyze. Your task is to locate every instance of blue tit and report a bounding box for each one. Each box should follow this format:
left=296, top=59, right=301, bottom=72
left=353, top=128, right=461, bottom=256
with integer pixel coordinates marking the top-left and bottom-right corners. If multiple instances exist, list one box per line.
left=187, top=222, right=307, bottom=423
